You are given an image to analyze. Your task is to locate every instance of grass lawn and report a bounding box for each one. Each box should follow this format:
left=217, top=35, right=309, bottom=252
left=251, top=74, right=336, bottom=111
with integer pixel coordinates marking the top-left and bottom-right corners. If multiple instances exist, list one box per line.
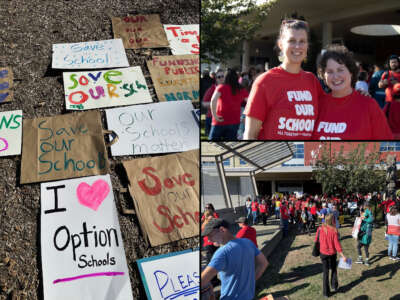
left=256, top=218, right=400, bottom=300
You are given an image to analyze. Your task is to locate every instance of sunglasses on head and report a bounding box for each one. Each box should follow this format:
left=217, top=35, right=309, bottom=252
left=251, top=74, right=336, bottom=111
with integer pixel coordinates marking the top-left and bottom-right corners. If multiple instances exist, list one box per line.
left=282, top=19, right=309, bottom=27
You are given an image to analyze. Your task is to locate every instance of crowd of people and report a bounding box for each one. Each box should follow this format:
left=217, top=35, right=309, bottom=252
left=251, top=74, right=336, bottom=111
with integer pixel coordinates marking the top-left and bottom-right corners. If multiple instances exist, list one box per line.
left=200, top=192, right=400, bottom=299
left=201, top=19, right=400, bottom=140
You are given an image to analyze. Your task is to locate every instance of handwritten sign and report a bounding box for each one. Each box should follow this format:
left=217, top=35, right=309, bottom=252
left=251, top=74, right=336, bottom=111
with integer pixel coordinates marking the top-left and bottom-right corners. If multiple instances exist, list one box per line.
left=163, top=25, right=199, bottom=55
left=146, top=55, right=199, bottom=102
left=122, top=150, right=200, bottom=246
left=0, top=110, right=22, bottom=156
left=137, top=250, right=199, bottom=300
left=40, top=175, right=133, bottom=300
left=105, top=101, right=199, bottom=156
left=20, top=110, right=109, bottom=184
left=112, top=15, right=169, bottom=49
left=52, top=39, right=129, bottom=69
left=63, top=67, right=152, bottom=110
left=0, top=67, right=13, bottom=103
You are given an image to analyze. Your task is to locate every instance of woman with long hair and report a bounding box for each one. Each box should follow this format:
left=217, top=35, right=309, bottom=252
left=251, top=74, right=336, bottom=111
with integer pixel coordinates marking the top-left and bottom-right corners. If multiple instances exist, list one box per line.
left=315, top=213, right=347, bottom=298
left=386, top=205, right=400, bottom=260
left=209, top=68, right=249, bottom=140
left=355, top=203, right=374, bottom=266
left=244, top=19, right=324, bottom=140
left=312, top=45, right=392, bottom=139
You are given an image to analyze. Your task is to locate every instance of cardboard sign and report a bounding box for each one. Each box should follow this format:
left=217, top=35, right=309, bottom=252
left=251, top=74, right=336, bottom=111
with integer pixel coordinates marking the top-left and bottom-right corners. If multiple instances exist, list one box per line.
left=0, top=110, right=22, bottom=156
left=112, top=15, right=169, bottom=49
left=52, top=39, right=129, bottom=69
left=40, top=175, right=133, bottom=300
left=123, top=150, right=199, bottom=246
left=163, top=25, right=199, bottom=55
left=63, top=67, right=153, bottom=110
left=0, top=67, right=13, bottom=103
left=137, top=250, right=199, bottom=300
left=146, top=55, right=199, bottom=102
left=20, top=110, right=109, bottom=184
left=105, top=101, right=199, bottom=156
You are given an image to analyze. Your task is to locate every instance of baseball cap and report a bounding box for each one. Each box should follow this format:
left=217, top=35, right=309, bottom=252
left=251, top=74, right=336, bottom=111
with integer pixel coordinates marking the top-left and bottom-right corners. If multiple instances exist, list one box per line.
left=202, top=218, right=230, bottom=236
left=236, top=216, right=248, bottom=224
left=387, top=83, right=400, bottom=102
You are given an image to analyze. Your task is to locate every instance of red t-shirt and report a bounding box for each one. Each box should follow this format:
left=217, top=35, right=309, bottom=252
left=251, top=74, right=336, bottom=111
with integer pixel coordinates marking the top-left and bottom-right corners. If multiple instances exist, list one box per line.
left=381, top=71, right=400, bottom=102
left=259, top=203, right=267, bottom=213
left=315, top=226, right=342, bottom=256
left=289, top=206, right=295, bottom=216
left=244, top=67, right=324, bottom=140
left=310, top=206, right=317, bottom=215
left=212, top=84, right=249, bottom=126
left=202, top=84, right=216, bottom=118
left=236, top=225, right=258, bottom=248
left=312, top=90, right=393, bottom=140
left=280, top=205, right=289, bottom=220
left=251, top=202, right=259, bottom=212
left=384, top=101, right=400, bottom=137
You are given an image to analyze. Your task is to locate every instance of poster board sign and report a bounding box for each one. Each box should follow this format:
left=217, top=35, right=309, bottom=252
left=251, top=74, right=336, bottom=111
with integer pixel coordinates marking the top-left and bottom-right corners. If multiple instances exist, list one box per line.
left=163, top=25, right=199, bottom=55
left=21, top=110, right=109, bottom=184
left=63, top=67, right=153, bottom=110
left=122, top=150, right=199, bottom=246
left=137, top=250, right=199, bottom=300
left=0, top=110, right=22, bottom=156
left=0, top=67, right=13, bottom=103
left=105, top=101, right=199, bottom=156
left=52, top=39, right=129, bottom=69
left=112, top=15, right=169, bottom=49
left=40, top=175, right=133, bottom=300
left=146, top=55, right=199, bottom=102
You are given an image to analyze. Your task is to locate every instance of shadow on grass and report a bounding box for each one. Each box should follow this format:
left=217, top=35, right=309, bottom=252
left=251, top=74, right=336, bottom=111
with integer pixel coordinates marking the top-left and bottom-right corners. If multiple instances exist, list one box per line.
left=288, top=245, right=310, bottom=252
left=389, top=294, right=400, bottom=300
left=337, top=262, right=400, bottom=294
left=368, top=249, right=388, bottom=265
left=339, top=235, right=353, bottom=241
left=352, top=296, right=369, bottom=300
left=258, top=283, right=310, bottom=299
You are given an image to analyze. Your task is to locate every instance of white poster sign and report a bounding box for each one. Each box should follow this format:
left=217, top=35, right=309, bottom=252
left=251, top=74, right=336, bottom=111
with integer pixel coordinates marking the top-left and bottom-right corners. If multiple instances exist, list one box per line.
left=137, top=250, right=199, bottom=300
left=63, top=67, right=153, bottom=110
left=52, top=39, right=129, bottom=69
left=40, top=175, right=133, bottom=300
left=163, top=25, right=199, bottom=55
left=105, top=102, right=199, bottom=156
left=0, top=110, right=22, bottom=156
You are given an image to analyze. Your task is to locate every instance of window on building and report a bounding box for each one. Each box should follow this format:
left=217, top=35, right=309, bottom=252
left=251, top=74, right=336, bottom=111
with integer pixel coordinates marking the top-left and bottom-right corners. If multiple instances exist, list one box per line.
left=202, top=161, right=215, bottom=166
left=380, top=142, right=400, bottom=152
left=223, top=159, right=230, bottom=166
left=293, top=143, right=304, bottom=159
left=239, top=159, right=248, bottom=165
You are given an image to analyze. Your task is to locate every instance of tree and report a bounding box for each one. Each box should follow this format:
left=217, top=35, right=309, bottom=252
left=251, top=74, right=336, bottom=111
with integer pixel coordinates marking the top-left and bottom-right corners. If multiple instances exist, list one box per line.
left=312, top=143, right=386, bottom=195
left=201, top=0, right=278, bottom=64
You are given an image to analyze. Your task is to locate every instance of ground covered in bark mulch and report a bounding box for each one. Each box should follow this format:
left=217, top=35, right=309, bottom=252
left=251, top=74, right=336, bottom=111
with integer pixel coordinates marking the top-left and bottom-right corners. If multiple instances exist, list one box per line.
left=0, top=1, right=199, bottom=299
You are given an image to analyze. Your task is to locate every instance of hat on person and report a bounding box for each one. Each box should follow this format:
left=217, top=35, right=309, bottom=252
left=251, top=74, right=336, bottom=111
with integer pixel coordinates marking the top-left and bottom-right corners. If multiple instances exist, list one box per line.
left=387, top=83, right=400, bottom=102
left=236, top=216, right=248, bottom=225
left=202, top=218, right=230, bottom=236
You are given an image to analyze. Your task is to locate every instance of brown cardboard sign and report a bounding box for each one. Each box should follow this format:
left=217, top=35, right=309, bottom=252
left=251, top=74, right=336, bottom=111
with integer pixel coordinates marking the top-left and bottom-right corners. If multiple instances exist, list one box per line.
left=112, top=14, right=169, bottom=49
left=123, top=149, right=199, bottom=246
left=0, top=67, right=13, bottom=103
left=146, top=55, right=199, bottom=102
left=20, top=110, right=109, bottom=184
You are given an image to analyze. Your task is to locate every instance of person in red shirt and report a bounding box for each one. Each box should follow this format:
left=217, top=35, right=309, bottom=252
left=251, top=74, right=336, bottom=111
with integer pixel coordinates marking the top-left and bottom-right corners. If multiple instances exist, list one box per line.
left=209, top=68, right=249, bottom=140
left=202, top=69, right=225, bottom=137
left=310, top=203, right=317, bottom=229
left=315, top=213, right=347, bottom=298
left=235, top=216, right=258, bottom=248
left=383, top=83, right=400, bottom=138
left=379, top=54, right=400, bottom=102
left=289, top=203, right=295, bottom=225
left=251, top=199, right=259, bottom=225
left=312, top=45, right=393, bottom=140
left=259, top=200, right=268, bottom=225
left=244, top=19, right=324, bottom=140
left=280, top=202, right=290, bottom=237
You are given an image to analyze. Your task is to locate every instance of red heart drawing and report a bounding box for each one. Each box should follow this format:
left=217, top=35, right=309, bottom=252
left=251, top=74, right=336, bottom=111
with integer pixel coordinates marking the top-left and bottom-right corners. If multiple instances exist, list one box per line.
left=77, top=179, right=110, bottom=211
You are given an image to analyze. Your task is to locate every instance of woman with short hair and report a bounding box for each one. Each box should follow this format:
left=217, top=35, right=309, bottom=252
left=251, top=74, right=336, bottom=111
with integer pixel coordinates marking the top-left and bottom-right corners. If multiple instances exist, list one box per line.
left=312, top=45, right=392, bottom=139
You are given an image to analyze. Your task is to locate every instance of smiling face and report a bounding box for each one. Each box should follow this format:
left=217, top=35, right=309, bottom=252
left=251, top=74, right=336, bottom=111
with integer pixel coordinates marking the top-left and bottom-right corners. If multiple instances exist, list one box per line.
left=324, top=58, right=353, bottom=97
left=278, top=28, right=308, bottom=66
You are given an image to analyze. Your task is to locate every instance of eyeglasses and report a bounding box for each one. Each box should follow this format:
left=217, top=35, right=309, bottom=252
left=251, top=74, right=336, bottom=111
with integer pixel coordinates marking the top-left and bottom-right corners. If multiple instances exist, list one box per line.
left=216, top=75, right=224, bottom=79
